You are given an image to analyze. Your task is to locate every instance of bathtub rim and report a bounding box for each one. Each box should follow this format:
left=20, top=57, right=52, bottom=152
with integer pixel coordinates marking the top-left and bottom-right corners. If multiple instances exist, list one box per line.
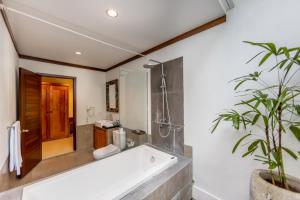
left=22, top=144, right=179, bottom=200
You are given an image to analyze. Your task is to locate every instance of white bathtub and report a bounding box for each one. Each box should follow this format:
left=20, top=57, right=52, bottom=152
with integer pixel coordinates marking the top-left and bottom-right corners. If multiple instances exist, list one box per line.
left=22, top=145, right=177, bottom=200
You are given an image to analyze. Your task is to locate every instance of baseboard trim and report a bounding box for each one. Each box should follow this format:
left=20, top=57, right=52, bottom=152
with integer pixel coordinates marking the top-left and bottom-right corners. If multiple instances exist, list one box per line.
left=192, top=185, right=222, bottom=200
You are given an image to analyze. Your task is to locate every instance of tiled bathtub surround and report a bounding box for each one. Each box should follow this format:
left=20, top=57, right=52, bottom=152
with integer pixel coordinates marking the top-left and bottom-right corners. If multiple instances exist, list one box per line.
left=122, top=145, right=192, bottom=200
left=151, top=57, right=184, bottom=155
left=123, top=127, right=150, bottom=146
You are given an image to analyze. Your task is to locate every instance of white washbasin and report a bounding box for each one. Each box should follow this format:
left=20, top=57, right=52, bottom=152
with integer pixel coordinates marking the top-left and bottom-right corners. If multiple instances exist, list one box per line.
left=95, top=120, right=113, bottom=128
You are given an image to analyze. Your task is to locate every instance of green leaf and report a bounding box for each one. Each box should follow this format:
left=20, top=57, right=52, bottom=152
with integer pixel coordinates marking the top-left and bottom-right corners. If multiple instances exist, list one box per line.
left=248, top=140, right=260, bottom=151
left=242, top=110, right=254, bottom=116
left=260, top=141, right=267, bottom=156
left=279, top=59, right=288, bottom=69
left=262, top=116, right=269, bottom=127
left=282, top=47, right=290, bottom=58
left=294, top=49, right=300, bottom=59
left=246, top=51, right=264, bottom=64
left=242, top=147, right=257, bottom=157
left=211, top=117, right=222, bottom=133
left=288, top=47, right=300, bottom=52
left=254, top=99, right=261, bottom=109
left=269, top=161, right=278, bottom=170
left=236, top=97, right=256, bottom=106
left=232, top=134, right=251, bottom=153
left=240, top=116, right=248, bottom=129
left=254, top=159, right=269, bottom=163
left=244, top=41, right=278, bottom=54
left=265, top=43, right=277, bottom=54
left=282, top=147, right=298, bottom=160
left=295, top=105, right=300, bottom=115
left=234, top=80, right=246, bottom=90
left=272, top=151, right=281, bottom=165
left=290, top=125, right=300, bottom=142
left=264, top=99, right=273, bottom=111
left=255, top=155, right=269, bottom=160
left=243, top=41, right=272, bottom=51
left=259, top=52, right=272, bottom=66
left=252, top=114, right=260, bottom=125
left=232, top=115, right=240, bottom=130
left=269, top=59, right=288, bottom=71
left=240, top=100, right=262, bottom=115
left=283, top=61, right=294, bottom=80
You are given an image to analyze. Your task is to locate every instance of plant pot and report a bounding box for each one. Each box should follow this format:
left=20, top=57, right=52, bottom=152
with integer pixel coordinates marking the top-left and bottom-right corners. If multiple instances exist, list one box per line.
left=250, top=169, right=300, bottom=200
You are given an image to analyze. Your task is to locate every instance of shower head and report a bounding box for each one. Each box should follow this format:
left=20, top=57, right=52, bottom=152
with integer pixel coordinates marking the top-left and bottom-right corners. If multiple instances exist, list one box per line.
left=143, top=59, right=162, bottom=69
left=143, top=64, right=155, bottom=69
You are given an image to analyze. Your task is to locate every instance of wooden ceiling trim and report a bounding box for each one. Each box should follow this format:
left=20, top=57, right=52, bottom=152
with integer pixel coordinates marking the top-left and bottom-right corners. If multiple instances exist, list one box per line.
left=19, top=55, right=106, bottom=72
left=105, top=15, right=226, bottom=71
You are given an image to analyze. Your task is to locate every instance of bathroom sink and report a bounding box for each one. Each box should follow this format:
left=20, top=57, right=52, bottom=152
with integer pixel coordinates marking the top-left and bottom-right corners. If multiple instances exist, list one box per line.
left=95, top=120, right=114, bottom=128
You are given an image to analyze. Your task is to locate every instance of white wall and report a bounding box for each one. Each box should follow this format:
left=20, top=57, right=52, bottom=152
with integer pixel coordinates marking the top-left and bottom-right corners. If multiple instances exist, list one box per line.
left=19, top=59, right=107, bottom=126
left=115, top=0, right=300, bottom=199
left=0, top=15, right=19, bottom=172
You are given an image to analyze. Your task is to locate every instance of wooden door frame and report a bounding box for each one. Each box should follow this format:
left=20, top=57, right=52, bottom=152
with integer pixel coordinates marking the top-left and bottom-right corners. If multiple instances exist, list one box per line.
left=39, top=73, right=77, bottom=151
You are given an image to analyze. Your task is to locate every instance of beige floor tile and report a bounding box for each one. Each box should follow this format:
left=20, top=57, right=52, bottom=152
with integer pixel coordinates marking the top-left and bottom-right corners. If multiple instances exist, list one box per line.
left=0, top=150, right=94, bottom=192
left=42, top=137, right=74, bottom=159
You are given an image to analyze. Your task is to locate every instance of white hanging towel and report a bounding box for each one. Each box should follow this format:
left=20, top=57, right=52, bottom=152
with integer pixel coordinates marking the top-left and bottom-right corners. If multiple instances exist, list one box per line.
left=9, top=121, right=22, bottom=175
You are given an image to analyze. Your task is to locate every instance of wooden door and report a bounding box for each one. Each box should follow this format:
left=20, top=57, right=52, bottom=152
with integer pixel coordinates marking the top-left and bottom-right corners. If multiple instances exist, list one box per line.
left=49, top=85, right=69, bottom=140
left=41, top=83, right=49, bottom=141
left=41, top=83, right=69, bottom=141
left=19, top=68, right=42, bottom=178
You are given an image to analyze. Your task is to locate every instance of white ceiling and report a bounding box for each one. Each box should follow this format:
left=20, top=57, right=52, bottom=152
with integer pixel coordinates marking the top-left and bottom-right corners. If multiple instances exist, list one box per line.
left=3, top=0, right=225, bottom=69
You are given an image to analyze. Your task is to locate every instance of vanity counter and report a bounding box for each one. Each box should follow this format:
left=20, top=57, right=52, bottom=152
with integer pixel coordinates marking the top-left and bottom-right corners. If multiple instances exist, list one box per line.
left=93, top=125, right=119, bottom=149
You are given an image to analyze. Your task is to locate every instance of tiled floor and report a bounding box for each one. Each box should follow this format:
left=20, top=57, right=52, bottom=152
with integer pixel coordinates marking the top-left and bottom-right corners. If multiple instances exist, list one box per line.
left=42, top=137, right=74, bottom=159
left=0, top=150, right=94, bottom=192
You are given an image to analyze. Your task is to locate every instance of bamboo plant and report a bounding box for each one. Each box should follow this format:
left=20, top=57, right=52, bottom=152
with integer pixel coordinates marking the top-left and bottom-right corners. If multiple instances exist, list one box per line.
left=211, top=41, right=300, bottom=190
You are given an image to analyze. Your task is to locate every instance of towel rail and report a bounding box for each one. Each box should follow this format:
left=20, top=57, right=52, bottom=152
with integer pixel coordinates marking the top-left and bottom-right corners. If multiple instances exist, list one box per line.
left=7, top=121, right=19, bottom=130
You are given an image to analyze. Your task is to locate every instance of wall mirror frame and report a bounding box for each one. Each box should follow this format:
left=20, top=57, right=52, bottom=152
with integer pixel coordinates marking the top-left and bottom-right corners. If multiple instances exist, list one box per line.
left=106, top=79, right=119, bottom=112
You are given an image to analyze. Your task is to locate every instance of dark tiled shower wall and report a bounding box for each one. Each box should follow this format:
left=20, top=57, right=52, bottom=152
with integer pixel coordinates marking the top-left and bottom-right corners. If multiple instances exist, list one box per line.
left=151, top=57, right=184, bottom=155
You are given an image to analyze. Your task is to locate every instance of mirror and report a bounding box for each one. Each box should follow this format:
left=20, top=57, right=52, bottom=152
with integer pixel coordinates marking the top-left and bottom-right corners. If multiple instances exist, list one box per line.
left=119, top=68, right=148, bottom=134
left=106, top=79, right=119, bottom=112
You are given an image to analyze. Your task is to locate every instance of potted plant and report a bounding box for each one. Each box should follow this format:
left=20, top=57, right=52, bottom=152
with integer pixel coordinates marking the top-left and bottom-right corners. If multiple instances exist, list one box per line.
left=211, top=41, right=300, bottom=200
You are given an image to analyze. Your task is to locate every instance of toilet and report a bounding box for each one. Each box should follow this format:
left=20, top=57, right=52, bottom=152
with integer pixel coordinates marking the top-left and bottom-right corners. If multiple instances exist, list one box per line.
left=93, top=144, right=120, bottom=160
left=93, top=128, right=126, bottom=160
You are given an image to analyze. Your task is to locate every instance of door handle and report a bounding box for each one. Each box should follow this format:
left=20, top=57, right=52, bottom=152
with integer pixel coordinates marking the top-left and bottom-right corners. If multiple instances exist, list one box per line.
left=22, top=129, right=29, bottom=133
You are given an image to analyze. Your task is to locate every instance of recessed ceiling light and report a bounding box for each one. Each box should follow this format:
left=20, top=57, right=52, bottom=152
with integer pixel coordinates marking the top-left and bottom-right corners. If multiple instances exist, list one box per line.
left=106, top=9, right=118, bottom=17
left=75, top=51, right=82, bottom=55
